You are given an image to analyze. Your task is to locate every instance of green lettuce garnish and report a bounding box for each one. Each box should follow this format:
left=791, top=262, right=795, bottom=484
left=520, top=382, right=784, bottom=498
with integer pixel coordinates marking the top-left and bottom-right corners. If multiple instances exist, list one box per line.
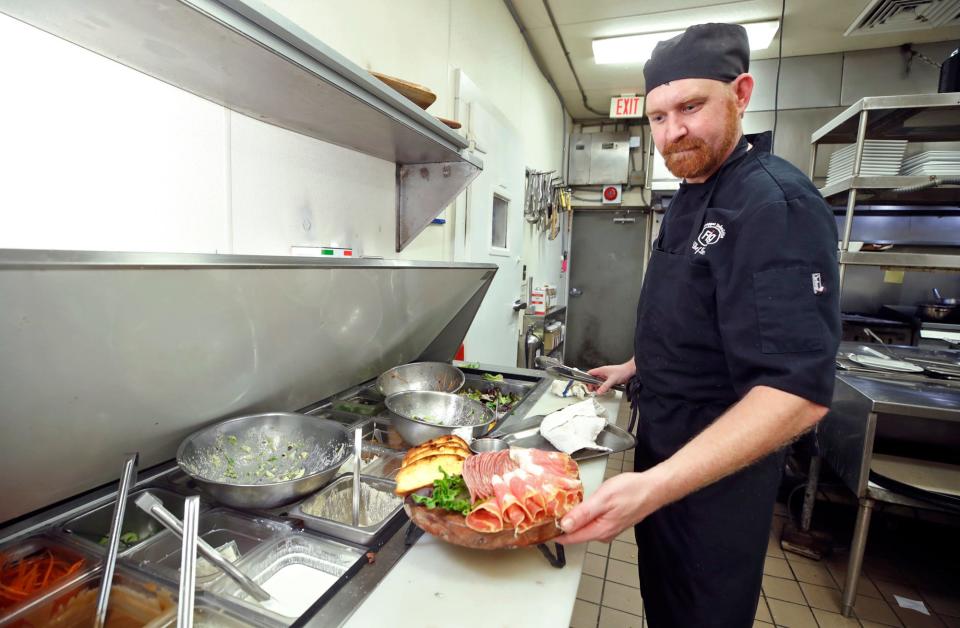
left=411, top=468, right=473, bottom=516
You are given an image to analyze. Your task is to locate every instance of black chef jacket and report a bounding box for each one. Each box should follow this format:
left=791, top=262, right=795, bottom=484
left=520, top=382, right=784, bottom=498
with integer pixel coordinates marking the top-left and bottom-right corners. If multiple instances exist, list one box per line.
left=630, top=131, right=840, bottom=628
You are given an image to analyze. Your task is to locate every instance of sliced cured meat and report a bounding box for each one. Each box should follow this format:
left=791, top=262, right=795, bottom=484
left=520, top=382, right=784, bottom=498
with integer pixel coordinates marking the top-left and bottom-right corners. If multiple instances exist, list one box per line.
left=504, top=468, right=546, bottom=524
left=465, top=499, right=504, bottom=533
left=463, top=450, right=518, bottom=504
left=510, top=448, right=579, bottom=479
left=491, top=475, right=528, bottom=528
left=461, top=454, right=483, bottom=503
left=459, top=447, right=583, bottom=535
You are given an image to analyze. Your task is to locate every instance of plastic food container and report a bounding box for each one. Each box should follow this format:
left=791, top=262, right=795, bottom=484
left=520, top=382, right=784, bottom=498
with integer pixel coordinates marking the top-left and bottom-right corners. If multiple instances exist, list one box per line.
left=129, top=508, right=292, bottom=589
left=208, top=532, right=364, bottom=623
left=0, top=535, right=96, bottom=622
left=0, top=568, right=175, bottom=627
left=61, top=488, right=205, bottom=557
left=289, top=475, right=403, bottom=546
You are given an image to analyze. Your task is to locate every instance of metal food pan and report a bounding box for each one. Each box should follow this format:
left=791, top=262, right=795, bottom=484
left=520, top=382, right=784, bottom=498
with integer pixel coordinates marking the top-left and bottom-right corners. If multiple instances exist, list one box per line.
left=288, top=475, right=404, bottom=546
left=0, top=566, right=176, bottom=627
left=459, top=372, right=538, bottom=417
left=208, top=532, right=365, bottom=624
left=60, top=487, right=205, bottom=558
left=0, top=535, right=98, bottom=622
left=128, top=507, right=292, bottom=589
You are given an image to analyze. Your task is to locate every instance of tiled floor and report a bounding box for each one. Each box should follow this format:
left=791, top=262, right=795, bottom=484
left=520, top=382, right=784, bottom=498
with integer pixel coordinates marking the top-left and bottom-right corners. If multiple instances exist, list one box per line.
left=570, top=403, right=960, bottom=627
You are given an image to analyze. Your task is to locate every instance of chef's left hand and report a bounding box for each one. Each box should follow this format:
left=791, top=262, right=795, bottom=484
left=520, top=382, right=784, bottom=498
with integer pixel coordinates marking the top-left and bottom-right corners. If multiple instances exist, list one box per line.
left=556, top=472, right=664, bottom=545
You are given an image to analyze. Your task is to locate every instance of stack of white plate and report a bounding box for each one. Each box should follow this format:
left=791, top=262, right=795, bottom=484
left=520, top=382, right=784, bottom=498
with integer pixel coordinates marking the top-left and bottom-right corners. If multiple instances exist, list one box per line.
left=900, top=150, right=960, bottom=176
left=825, top=140, right=908, bottom=187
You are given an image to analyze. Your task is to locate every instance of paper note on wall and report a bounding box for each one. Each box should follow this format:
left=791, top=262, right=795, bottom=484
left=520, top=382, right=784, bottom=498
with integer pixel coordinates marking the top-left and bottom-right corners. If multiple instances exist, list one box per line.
left=883, top=270, right=905, bottom=284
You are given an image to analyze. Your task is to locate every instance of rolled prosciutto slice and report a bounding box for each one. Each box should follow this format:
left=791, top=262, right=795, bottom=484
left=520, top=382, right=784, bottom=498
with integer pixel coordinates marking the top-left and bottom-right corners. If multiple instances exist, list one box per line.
left=465, top=498, right=505, bottom=533
left=491, top=474, right=530, bottom=529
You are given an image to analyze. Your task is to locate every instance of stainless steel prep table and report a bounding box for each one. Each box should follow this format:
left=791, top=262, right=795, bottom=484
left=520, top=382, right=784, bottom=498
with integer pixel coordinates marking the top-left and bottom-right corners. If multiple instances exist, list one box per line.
left=813, top=344, right=960, bottom=616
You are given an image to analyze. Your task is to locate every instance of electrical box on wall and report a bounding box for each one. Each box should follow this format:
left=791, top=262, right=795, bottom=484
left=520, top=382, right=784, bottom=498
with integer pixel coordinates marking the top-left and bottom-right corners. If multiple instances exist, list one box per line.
left=567, top=132, right=630, bottom=185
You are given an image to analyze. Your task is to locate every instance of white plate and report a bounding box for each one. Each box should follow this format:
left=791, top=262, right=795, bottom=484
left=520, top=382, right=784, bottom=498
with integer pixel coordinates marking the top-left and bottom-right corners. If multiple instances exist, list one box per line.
left=847, top=354, right=925, bottom=373
left=829, top=157, right=904, bottom=166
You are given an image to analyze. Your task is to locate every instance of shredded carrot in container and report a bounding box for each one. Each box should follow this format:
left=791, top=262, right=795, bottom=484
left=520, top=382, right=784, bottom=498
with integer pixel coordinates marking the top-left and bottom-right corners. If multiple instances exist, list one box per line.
left=0, top=549, right=86, bottom=610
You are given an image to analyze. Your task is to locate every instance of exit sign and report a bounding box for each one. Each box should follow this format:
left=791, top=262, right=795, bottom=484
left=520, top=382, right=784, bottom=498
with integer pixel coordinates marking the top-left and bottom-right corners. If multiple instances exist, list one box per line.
left=610, top=95, right=644, bottom=118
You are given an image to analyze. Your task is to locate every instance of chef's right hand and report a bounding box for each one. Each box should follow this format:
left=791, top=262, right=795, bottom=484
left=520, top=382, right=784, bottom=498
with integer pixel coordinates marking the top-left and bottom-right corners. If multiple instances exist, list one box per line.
left=587, top=358, right=636, bottom=395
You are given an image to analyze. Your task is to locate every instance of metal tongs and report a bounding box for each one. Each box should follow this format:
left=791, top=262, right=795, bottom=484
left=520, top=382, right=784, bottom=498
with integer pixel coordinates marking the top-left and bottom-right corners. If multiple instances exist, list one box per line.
left=178, top=495, right=201, bottom=628
left=352, top=427, right=362, bottom=527
left=134, top=493, right=271, bottom=602
left=94, top=452, right=139, bottom=628
left=536, top=355, right=627, bottom=392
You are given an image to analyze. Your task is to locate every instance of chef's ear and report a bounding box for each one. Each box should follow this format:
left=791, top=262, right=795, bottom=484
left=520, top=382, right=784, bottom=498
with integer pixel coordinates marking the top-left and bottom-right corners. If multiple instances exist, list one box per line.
left=730, top=73, right=754, bottom=116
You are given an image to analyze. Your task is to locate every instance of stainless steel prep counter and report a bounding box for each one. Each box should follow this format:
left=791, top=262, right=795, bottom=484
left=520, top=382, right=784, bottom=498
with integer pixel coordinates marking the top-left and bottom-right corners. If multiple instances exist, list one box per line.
left=813, top=344, right=960, bottom=616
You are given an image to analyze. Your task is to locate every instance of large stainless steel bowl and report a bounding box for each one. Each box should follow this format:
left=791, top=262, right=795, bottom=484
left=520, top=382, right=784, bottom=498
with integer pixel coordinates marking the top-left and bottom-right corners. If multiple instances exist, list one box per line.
left=176, top=412, right=351, bottom=509
left=377, top=362, right=465, bottom=397
left=385, top=391, right=497, bottom=446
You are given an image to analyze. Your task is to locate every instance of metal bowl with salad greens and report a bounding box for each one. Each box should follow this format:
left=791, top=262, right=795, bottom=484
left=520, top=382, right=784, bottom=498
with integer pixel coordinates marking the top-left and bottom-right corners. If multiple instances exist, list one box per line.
left=458, top=373, right=523, bottom=415
left=177, top=412, right=351, bottom=509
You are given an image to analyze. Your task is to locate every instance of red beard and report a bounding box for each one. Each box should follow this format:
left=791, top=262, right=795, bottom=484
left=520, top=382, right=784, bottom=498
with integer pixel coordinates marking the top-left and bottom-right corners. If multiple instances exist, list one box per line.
left=661, top=101, right=741, bottom=180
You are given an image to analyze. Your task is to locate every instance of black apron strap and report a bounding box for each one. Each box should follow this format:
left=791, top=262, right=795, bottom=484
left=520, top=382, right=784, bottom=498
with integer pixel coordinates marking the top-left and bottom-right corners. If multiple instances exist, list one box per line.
left=626, top=376, right=642, bottom=435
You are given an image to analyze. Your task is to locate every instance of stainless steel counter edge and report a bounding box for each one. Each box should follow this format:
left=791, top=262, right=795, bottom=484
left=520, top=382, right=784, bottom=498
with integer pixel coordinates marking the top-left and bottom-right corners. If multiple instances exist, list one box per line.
left=0, top=248, right=498, bottom=271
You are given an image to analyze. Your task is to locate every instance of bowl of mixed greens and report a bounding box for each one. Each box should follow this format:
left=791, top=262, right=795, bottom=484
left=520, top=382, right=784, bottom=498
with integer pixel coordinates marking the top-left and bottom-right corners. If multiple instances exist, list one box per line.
left=459, top=373, right=523, bottom=416
left=177, top=413, right=351, bottom=509
left=385, top=391, right=497, bottom=446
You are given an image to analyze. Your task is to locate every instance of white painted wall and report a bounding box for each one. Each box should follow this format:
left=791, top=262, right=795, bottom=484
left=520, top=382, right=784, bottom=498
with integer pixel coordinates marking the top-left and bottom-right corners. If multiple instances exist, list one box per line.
left=0, top=1, right=567, bottom=284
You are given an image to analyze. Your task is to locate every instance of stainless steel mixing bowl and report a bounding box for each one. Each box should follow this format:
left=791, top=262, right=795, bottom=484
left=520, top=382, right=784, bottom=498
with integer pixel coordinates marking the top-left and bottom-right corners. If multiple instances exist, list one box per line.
left=176, top=412, right=351, bottom=509
left=384, top=391, right=497, bottom=446
left=376, top=362, right=465, bottom=397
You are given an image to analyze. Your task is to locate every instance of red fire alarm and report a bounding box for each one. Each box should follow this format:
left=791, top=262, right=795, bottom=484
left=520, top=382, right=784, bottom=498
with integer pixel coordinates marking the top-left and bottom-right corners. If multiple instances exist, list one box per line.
left=602, top=184, right=621, bottom=204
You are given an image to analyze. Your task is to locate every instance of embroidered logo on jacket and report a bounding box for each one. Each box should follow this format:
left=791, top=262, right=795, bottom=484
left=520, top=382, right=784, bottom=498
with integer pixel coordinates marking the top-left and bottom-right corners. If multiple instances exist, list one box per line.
left=812, top=273, right=825, bottom=294
left=692, top=222, right=726, bottom=255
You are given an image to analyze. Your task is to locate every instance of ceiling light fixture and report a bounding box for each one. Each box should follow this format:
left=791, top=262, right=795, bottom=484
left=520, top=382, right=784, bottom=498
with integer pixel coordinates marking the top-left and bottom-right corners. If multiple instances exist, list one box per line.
left=592, top=20, right=781, bottom=65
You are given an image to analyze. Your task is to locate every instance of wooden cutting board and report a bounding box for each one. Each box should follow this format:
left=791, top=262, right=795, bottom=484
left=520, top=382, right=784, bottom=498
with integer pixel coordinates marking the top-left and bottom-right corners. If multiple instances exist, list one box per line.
left=370, top=71, right=436, bottom=110
left=404, top=499, right=563, bottom=549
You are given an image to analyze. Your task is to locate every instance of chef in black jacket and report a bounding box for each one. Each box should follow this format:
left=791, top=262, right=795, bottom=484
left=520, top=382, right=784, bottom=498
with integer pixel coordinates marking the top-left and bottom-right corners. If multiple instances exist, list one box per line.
left=556, top=23, right=841, bottom=628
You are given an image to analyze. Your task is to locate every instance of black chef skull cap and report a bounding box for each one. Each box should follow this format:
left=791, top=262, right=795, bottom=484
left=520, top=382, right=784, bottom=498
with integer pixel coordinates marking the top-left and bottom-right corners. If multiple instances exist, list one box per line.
left=643, top=23, right=750, bottom=95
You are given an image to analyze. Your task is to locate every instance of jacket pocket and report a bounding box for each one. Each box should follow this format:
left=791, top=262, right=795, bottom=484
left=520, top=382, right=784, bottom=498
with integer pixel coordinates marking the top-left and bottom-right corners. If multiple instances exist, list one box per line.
left=753, top=266, right=824, bottom=354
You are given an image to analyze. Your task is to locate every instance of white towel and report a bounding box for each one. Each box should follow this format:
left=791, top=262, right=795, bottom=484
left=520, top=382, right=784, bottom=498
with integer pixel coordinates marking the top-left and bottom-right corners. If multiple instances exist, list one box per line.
left=539, top=398, right=611, bottom=454
left=550, top=379, right=591, bottom=399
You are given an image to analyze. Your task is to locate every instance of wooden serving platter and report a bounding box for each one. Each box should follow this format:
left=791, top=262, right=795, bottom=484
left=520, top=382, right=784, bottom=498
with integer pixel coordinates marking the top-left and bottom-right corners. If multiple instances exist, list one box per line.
left=404, top=498, right=563, bottom=550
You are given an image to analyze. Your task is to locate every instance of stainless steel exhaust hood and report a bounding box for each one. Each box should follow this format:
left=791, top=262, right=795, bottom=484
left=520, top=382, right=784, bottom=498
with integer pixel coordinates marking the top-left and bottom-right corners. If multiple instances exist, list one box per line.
left=0, top=249, right=496, bottom=523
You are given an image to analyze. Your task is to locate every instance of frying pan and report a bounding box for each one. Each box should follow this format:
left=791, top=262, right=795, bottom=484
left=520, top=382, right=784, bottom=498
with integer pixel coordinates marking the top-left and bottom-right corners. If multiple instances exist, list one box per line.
left=918, top=288, right=959, bottom=320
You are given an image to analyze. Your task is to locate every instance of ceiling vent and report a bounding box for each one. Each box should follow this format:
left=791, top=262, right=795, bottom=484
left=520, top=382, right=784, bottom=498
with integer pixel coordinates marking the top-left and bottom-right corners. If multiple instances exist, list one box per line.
left=845, top=0, right=960, bottom=36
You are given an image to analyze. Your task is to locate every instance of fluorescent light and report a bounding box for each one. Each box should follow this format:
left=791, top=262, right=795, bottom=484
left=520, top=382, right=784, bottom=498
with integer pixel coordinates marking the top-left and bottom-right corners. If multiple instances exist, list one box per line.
left=592, top=20, right=780, bottom=65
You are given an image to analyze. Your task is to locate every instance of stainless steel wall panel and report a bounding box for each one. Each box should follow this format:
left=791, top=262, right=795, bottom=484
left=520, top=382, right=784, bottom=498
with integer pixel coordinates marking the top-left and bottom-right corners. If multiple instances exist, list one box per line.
left=743, top=107, right=846, bottom=173
left=840, top=41, right=958, bottom=106
left=748, top=54, right=842, bottom=112
left=0, top=250, right=495, bottom=523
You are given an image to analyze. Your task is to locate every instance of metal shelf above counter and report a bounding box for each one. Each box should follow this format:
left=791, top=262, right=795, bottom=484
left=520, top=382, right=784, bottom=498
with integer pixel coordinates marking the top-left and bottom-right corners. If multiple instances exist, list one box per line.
left=840, top=250, right=960, bottom=272
left=0, top=0, right=481, bottom=251
left=811, top=93, right=960, bottom=144
left=819, top=176, right=960, bottom=205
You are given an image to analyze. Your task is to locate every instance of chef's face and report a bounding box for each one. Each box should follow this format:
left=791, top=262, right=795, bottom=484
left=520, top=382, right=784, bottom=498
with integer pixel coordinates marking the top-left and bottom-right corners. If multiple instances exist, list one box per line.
left=646, top=75, right=754, bottom=183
